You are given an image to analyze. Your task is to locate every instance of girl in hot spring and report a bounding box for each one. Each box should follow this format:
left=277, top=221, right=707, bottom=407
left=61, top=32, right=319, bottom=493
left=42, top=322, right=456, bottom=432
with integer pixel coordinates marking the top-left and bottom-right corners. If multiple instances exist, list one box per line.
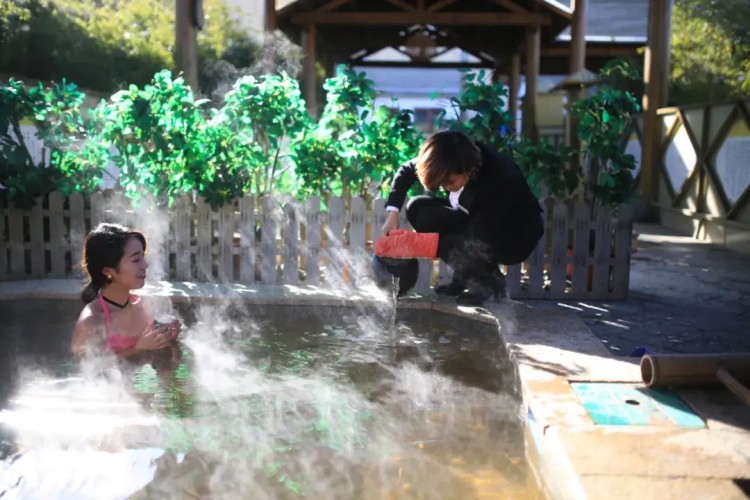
left=71, top=222, right=181, bottom=364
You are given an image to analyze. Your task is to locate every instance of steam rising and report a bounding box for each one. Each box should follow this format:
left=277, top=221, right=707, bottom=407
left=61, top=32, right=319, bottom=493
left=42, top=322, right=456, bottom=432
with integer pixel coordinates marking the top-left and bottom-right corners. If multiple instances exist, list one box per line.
left=1, top=287, right=528, bottom=498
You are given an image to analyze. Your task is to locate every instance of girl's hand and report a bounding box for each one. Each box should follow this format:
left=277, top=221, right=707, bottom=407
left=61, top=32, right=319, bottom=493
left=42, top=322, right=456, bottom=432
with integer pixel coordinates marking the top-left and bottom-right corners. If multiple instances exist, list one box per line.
left=135, top=325, right=172, bottom=350
left=381, top=211, right=400, bottom=236
left=167, top=320, right=182, bottom=340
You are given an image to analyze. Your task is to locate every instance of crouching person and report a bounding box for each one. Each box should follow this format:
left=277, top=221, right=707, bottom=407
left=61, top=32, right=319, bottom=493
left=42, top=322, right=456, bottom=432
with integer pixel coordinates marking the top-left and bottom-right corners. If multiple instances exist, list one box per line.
left=374, top=130, right=543, bottom=305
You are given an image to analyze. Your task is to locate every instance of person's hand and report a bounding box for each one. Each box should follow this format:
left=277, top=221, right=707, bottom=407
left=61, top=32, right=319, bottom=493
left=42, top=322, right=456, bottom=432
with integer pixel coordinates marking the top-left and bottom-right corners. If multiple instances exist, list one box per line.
left=166, top=320, right=182, bottom=341
left=381, top=211, right=400, bottom=236
left=135, top=325, right=173, bottom=350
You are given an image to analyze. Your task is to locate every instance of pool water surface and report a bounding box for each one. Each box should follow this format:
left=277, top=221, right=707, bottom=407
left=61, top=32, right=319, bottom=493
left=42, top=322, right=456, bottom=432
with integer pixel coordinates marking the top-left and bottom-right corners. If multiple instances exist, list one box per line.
left=0, top=299, right=541, bottom=499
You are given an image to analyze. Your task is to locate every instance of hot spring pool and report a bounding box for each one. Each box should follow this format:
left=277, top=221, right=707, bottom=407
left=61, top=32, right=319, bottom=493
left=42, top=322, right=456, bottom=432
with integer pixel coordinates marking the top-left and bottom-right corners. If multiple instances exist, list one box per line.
left=0, top=298, right=543, bottom=499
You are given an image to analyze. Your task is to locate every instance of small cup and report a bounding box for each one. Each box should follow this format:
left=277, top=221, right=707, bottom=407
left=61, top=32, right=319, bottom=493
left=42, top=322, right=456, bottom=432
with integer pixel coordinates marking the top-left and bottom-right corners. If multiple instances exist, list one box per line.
left=153, top=313, right=176, bottom=329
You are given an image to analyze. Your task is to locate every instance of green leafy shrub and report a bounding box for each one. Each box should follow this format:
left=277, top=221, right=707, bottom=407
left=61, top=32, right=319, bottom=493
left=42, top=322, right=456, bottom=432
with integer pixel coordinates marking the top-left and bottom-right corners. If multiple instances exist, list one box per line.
left=571, top=59, right=642, bottom=207
left=436, top=69, right=580, bottom=200
left=291, top=66, right=422, bottom=199
left=0, top=60, right=642, bottom=209
left=436, top=69, right=515, bottom=154
left=0, top=79, right=104, bottom=207
left=513, top=139, right=578, bottom=199
left=220, top=72, right=308, bottom=196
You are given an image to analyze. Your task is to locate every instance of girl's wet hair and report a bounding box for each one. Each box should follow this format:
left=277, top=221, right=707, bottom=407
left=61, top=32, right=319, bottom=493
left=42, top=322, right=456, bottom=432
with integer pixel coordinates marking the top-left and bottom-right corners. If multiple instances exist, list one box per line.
left=79, top=223, right=146, bottom=303
left=416, top=130, right=482, bottom=191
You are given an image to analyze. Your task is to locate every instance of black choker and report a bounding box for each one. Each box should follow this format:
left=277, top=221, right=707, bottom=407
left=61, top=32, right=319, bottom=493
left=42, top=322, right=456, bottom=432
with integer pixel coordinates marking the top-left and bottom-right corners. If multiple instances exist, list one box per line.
left=102, top=294, right=129, bottom=309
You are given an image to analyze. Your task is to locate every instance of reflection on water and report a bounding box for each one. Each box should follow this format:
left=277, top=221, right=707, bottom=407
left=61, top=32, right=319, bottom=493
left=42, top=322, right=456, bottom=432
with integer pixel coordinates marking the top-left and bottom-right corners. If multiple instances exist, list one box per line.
left=0, top=300, right=540, bottom=499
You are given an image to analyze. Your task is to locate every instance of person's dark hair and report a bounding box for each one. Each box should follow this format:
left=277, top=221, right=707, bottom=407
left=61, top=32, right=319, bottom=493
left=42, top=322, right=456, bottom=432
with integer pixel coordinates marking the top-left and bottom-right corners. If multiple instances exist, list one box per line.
left=416, top=130, right=482, bottom=191
left=80, top=223, right=147, bottom=303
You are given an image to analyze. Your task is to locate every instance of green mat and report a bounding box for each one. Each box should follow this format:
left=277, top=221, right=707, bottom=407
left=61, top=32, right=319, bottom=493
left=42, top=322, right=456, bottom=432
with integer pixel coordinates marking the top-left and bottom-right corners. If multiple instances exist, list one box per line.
left=570, top=382, right=705, bottom=428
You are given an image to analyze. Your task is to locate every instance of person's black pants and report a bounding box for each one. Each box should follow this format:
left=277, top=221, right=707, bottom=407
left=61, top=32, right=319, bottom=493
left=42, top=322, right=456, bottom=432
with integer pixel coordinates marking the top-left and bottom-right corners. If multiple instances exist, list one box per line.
left=405, top=195, right=542, bottom=287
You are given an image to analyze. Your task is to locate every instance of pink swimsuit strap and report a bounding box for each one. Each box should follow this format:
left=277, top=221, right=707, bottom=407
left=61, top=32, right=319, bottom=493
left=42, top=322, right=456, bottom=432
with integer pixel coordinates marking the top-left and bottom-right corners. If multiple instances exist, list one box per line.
left=98, top=294, right=139, bottom=353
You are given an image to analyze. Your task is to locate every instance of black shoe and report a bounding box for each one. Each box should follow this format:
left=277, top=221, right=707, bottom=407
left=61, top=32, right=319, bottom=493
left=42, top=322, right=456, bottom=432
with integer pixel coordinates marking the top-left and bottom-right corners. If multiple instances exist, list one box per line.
left=456, top=286, right=497, bottom=306
left=455, top=268, right=507, bottom=306
left=435, top=281, right=466, bottom=296
left=490, top=268, right=508, bottom=299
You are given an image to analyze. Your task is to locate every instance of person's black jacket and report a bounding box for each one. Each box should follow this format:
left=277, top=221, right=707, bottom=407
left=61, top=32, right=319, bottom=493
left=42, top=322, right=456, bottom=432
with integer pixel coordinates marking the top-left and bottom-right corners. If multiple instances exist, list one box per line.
left=386, top=142, right=543, bottom=242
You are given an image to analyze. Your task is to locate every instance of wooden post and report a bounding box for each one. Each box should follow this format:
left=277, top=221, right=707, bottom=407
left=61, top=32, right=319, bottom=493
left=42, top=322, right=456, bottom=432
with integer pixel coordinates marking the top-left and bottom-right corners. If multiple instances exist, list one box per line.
left=265, top=0, right=276, bottom=32
left=263, top=0, right=277, bottom=73
left=567, top=0, right=587, bottom=165
left=509, top=52, right=521, bottom=134
left=175, top=0, right=199, bottom=92
left=570, top=0, right=587, bottom=74
left=523, top=24, right=540, bottom=142
left=640, top=0, right=673, bottom=218
left=302, top=24, right=318, bottom=118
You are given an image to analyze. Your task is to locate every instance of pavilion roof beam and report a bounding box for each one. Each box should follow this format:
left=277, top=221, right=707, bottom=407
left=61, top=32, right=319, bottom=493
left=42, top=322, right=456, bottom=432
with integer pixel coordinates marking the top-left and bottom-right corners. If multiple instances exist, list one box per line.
left=430, top=26, right=503, bottom=63
left=492, top=0, right=528, bottom=13
left=532, top=0, right=571, bottom=18
left=315, top=0, right=350, bottom=13
left=542, top=45, right=635, bottom=57
left=291, top=12, right=552, bottom=26
left=427, top=0, right=458, bottom=12
left=352, top=60, right=492, bottom=69
left=385, top=0, right=418, bottom=11
left=393, top=44, right=452, bottom=59
left=344, top=40, right=499, bottom=66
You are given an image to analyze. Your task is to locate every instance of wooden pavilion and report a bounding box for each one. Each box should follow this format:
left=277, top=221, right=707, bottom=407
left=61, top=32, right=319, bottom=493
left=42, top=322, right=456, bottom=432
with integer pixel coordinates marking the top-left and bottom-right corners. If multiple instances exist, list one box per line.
left=269, top=1, right=638, bottom=135
left=264, top=0, right=671, bottom=216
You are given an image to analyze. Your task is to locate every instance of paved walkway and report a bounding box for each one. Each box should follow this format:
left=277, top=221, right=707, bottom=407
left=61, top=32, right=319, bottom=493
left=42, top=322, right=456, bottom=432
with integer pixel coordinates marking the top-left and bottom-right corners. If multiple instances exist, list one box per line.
left=561, top=224, right=750, bottom=356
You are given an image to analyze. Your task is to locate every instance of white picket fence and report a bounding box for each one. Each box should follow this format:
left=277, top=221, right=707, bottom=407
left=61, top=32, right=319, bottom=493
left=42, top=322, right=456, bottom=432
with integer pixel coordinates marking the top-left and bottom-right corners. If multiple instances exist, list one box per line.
left=0, top=192, right=634, bottom=299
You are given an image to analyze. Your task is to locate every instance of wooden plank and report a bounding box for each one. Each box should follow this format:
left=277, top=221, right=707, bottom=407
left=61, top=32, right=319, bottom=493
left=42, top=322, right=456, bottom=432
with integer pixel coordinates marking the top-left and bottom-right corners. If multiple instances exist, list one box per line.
left=349, top=196, right=367, bottom=286
left=416, top=259, right=433, bottom=293
left=349, top=196, right=367, bottom=252
left=315, top=0, right=350, bottom=12
left=571, top=202, right=590, bottom=296
left=90, top=192, right=104, bottom=228
left=373, top=199, right=387, bottom=238
left=0, top=203, right=6, bottom=279
left=305, top=196, right=321, bottom=285
left=326, top=196, right=345, bottom=285
left=506, top=263, right=522, bottom=297
left=7, top=204, right=24, bottom=278
left=195, top=197, right=212, bottom=281
left=427, top=0, right=458, bottom=12
left=239, top=196, right=255, bottom=284
left=385, top=0, right=417, bottom=11
left=261, top=195, right=278, bottom=284
left=549, top=200, right=569, bottom=299
left=283, top=202, right=299, bottom=285
left=109, top=191, right=133, bottom=227
left=69, top=193, right=86, bottom=276
left=526, top=226, right=546, bottom=297
left=47, top=192, right=66, bottom=278
left=28, top=200, right=44, bottom=277
left=438, top=259, right=454, bottom=286
left=174, top=197, right=192, bottom=281
left=218, top=202, right=235, bottom=281
left=525, top=201, right=547, bottom=297
left=291, top=12, right=551, bottom=25
left=612, top=204, right=634, bottom=299
left=492, top=0, right=527, bottom=13
left=591, top=205, right=613, bottom=297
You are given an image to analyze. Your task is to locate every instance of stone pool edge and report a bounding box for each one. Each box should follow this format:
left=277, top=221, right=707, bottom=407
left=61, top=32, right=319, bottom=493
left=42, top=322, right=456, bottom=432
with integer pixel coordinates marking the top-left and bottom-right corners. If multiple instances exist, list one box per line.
left=2, top=280, right=748, bottom=500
